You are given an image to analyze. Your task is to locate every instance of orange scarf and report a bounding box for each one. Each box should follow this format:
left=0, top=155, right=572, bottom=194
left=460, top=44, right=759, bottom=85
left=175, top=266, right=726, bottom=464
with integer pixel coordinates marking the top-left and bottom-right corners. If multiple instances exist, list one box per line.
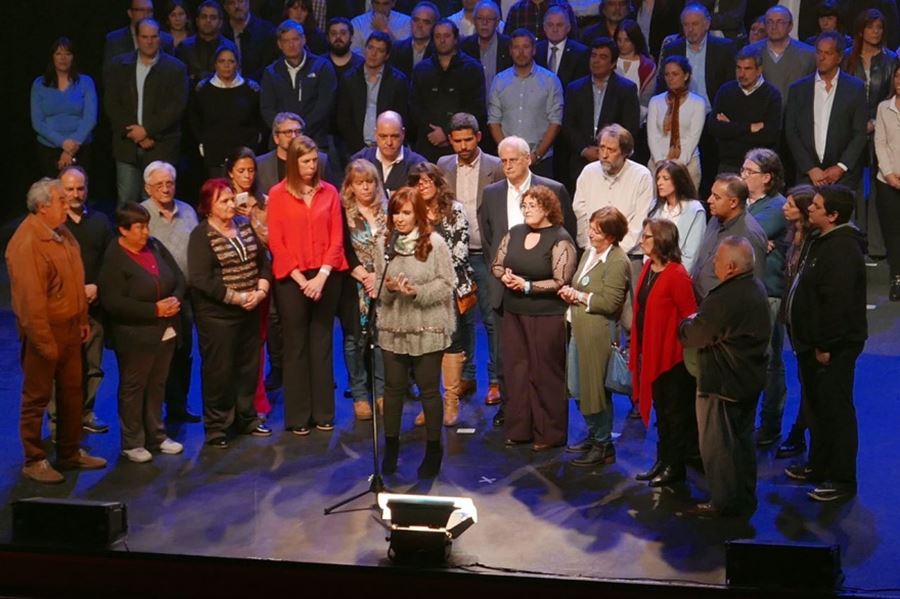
left=663, top=88, right=688, bottom=160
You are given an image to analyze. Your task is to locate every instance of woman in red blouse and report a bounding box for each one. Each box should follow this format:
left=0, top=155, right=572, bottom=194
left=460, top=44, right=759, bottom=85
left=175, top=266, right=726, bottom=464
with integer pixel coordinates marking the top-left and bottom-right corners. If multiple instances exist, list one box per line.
left=267, top=135, right=348, bottom=435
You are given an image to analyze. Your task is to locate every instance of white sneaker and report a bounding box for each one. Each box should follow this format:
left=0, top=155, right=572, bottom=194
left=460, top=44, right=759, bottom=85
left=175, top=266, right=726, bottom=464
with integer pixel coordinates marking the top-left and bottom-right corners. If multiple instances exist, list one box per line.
left=121, top=447, right=153, bottom=463
left=159, top=438, right=184, bottom=455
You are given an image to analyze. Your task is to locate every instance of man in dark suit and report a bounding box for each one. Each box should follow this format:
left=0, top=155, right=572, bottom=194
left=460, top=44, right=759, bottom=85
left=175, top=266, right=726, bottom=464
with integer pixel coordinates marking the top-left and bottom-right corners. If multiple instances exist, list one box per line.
left=562, top=37, right=640, bottom=188
left=350, top=111, right=427, bottom=194
left=658, top=3, right=736, bottom=193
left=477, top=135, right=575, bottom=426
left=337, top=32, right=410, bottom=157
left=260, top=20, right=337, bottom=148
left=103, top=0, right=175, bottom=69
left=222, top=0, right=278, bottom=82
left=257, top=112, right=334, bottom=195
left=579, top=0, right=632, bottom=44
left=535, top=6, right=589, bottom=91
left=410, top=19, right=486, bottom=162
left=389, top=1, right=438, bottom=77
left=784, top=32, right=868, bottom=189
left=104, top=18, right=189, bottom=206
left=176, top=0, right=239, bottom=85
left=460, top=1, right=512, bottom=94
left=437, top=113, right=504, bottom=404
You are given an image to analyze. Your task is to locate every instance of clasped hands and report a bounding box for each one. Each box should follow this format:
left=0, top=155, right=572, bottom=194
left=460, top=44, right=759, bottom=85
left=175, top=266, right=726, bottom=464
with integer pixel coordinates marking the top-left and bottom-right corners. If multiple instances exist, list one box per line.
left=808, top=166, right=844, bottom=186
left=385, top=272, right=417, bottom=297
left=125, top=124, right=155, bottom=150
left=292, top=270, right=328, bottom=301
left=155, top=296, right=181, bottom=318
left=558, top=285, right=586, bottom=305
left=500, top=267, right=526, bottom=292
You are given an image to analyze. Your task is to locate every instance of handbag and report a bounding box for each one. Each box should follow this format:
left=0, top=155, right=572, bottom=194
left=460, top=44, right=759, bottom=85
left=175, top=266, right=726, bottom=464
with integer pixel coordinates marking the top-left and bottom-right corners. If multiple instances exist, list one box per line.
left=605, top=320, right=632, bottom=396
left=455, top=282, right=478, bottom=314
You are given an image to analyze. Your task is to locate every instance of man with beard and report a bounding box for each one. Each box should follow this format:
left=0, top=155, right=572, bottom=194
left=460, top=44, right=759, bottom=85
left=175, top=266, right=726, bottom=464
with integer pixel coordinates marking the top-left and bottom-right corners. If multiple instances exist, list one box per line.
left=410, top=19, right=486, bottom=162
left=326, top=17, right=363, bottom=78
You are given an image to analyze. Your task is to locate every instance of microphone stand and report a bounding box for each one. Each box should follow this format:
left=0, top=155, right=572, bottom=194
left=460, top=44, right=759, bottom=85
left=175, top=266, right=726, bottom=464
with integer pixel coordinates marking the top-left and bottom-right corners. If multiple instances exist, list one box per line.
left=324, top=242, right=396, bottom=515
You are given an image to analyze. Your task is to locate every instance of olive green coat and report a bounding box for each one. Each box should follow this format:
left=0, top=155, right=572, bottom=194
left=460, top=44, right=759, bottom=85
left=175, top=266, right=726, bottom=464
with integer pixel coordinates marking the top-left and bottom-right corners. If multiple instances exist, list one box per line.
left=569, top=245, right=631, bottom=415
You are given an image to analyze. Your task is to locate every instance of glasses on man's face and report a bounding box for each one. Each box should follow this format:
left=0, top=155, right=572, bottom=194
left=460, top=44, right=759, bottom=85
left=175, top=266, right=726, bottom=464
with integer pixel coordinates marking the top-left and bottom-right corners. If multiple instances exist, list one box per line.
left=740, top=167, right=762, bottom=176
left=277, top=128, right=302, bottom=137
left=151, top=180, right=175, bottom=190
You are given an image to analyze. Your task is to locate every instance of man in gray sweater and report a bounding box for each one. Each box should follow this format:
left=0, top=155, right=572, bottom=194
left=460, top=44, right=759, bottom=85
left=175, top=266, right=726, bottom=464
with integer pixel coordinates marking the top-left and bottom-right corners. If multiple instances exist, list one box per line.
left=746, top=5, right=815, bottom=108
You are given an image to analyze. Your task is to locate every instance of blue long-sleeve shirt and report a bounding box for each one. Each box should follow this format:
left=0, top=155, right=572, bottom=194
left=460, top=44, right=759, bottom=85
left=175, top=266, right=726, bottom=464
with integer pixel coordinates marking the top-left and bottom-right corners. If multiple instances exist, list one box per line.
left=30, top=75, right=98, bottom=148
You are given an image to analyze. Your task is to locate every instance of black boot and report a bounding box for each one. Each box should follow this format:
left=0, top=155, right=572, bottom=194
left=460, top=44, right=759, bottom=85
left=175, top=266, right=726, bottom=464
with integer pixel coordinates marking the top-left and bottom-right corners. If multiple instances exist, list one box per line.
left=417, top=440, right=443, bottom=478
left=636, top=443, right=664, bottom=481
left=890, top=276, right=900, bottom=302
left=382, top=436, right=399, bottom=475
left=649, top=464, right=686, bottom=487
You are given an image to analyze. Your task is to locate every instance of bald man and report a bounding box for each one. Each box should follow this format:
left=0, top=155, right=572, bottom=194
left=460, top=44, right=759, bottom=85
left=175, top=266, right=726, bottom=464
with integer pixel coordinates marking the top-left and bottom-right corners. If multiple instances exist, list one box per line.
left=349, top=110, right=427, bottom=194
left=679, top=236, right=770, bottom=518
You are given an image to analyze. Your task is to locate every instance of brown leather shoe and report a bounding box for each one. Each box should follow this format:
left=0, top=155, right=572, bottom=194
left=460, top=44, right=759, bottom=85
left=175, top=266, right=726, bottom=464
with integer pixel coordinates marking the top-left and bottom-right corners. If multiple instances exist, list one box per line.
left=458, top=379, right=477, bottom=398
left=58, top=449, right=107, bottom=470
left=484, top=383, right=501, bottom=405
left=22, top=459, right=64, bottom=484
left=353, top=400, right=373, bottom=421
left=414, top=410, right=425, bottom=426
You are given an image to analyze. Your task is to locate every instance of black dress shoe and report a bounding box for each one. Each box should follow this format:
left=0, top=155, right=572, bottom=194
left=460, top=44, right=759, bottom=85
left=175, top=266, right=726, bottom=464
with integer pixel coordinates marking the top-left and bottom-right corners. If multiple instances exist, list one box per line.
left=492, top=407, right=505, bottom=427
left=504, top=438, right=531, bottom=447
left=635, top=460, right=664, bottom=481
left=168, top=408, right=201, bottom=423
left=565, top=438, right=593, bottom=453
left=571, top=443, right=615, bottom=466
left=649, top=464, right=685, bottom=487
left=776, top=437, right=806, bottom=459
left=681, top=502, right=718, bottom=518
left=206, top=437, right=229, bottom=449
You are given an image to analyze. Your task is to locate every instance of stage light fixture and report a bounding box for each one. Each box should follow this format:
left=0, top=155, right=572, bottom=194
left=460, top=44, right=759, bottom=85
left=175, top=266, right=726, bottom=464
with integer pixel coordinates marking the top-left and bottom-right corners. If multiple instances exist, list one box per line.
left=377, top=493, right=477, bottom=562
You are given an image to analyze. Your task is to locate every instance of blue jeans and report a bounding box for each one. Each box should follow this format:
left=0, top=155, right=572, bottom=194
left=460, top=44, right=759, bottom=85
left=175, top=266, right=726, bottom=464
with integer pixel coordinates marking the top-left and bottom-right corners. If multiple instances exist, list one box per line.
left=758, top=297, right=786, bottom=435
left=567, top=337, right=613, bottom=443
left=343, top=332, right=384, bottom=402
left=115, top=161, right=145, bottom=206
left=463, top=252, right=498, bottom=383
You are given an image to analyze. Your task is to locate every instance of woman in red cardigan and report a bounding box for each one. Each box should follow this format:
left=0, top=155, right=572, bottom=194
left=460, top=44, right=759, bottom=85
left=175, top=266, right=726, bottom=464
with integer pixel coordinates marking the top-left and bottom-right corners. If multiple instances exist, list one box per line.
left=629, top=218, right=697, bottom=487
left=267, top=135, right=348, bottom=435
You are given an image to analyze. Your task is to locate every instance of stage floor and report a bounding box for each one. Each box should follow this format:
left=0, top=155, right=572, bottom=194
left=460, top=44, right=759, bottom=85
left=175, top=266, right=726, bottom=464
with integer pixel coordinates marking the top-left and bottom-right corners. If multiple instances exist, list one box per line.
left=0, top=263, right=898, bottom=596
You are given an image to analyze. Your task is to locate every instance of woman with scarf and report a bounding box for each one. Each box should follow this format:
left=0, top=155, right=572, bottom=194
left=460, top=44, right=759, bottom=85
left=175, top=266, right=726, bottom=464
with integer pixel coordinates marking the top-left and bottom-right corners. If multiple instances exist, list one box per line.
left=647, top=55, right=705, bottom=191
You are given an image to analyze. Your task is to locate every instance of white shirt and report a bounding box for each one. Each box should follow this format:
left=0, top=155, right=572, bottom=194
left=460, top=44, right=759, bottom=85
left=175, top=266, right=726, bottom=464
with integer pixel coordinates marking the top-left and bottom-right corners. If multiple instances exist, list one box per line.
left=778, top=0, right=802, bottom=40
left=506, top=172, right=532, bottom=231
left=350, top=11, right=412, bottom=52
left=376, top=147, right=405, bottom=183
left=647, top=91, right=706, bottom=165
left=742, top=75, right=765, bottom=96
left=546, top=39, right=567, bottom=75
left=572, top=160, right=653, bottom=252
left=456, top=152, right=483, bottom=249
left=814, top=70, right=839, bottom=164
left=448, top=10, right=505, bottom=38
left=285, top=52, right=308, bottom=100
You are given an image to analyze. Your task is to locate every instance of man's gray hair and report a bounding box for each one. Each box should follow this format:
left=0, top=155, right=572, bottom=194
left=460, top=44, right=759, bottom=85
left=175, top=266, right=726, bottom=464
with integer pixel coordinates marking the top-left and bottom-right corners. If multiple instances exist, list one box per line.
left=277, top=19, right=305, bottom=38
left=718, top=235, right=755, bottom=273
left=143, top=160, right=177, bottom=183
left=498, top=135, right=530, bottom=157
left=475, top=1, right=501, bottom=18
left=272, top=111, right=305, bottom=137
left=26, top=178, right=60, bottom=214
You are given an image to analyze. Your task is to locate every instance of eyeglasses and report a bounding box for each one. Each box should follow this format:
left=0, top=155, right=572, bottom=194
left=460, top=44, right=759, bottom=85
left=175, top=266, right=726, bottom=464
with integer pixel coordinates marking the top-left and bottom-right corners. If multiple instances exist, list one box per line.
left=740, top=167, right=763, bottom=176
left=641, top=232, right=653, bottom=240
left=277, top=128, right=303, bottom=137
left=150, top=180, right=175, bottom=190
left=520, top=202, right=542, bottom=212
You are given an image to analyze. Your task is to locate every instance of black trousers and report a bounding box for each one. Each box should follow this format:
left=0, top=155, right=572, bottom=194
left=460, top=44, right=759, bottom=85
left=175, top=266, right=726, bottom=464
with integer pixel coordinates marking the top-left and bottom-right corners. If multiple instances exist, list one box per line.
left=196, top=310, right=262, bottom=441
left=275, top=271, right=342, bottom=428
left=165, top=298, right=194, bottom=413
left=35, top=141, right=93, bottom=180
left=652, top=361, right=697, bottom=469
left=116, top=340, right=175, bottom=450
left=798, top=344, right=863, bottom=490
left=382, top=349, right=443, bottom=441
left=875, top=179, right=900, bottom=278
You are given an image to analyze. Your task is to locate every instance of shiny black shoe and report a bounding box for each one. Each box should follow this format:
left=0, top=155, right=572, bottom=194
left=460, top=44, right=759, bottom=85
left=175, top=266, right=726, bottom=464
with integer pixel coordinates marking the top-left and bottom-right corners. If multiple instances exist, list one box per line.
left=565, top=438, right=594, bottom=453
left=206, top=437, right=229, bottom=449
left=492, top=407, right=505, bottom=427
left=635, top=460, right=664, bottom=482
left=571, top=443, right=615, bottom=467
left=649, top=464, right=686, bottom=487
left=776, top=436, right=807, bottom=459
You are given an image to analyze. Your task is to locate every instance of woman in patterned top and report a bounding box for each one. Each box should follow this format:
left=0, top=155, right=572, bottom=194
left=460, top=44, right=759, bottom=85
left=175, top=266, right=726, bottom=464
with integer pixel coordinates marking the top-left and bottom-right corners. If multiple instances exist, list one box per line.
left=408, top=162, right=476, bottom=427
left=188, top=178, right=273, bottom=448
left=340, top=159, right=388, bottom=421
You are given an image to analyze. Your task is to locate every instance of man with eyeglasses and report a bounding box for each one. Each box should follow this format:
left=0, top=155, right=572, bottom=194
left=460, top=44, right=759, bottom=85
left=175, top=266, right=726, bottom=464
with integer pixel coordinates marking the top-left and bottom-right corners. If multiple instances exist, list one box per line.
left=176, top=0, right=239, bottom=85
left=450, top=0, right=505, bottom=37
left=745, top=5, right=815, bottom=108
left=350, top=0, right=413, bottom=52
left=503, top=0, right=578, bottom=41
left=140, top=161, right=201, bottom=424
left=460, top=1, right=513, bottom=102
left=257, top=112, right=333, bottom=195
left=103, top=0, right=175, bottom=69
left=707, top=46, right=782, bottom=174
left=390, top=1, right=437, bottom=77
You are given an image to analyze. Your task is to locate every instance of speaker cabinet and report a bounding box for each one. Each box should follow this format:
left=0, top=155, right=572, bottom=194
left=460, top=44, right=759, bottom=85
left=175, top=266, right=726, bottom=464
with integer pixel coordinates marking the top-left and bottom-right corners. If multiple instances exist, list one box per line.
left=726, top=539, right=843, bottom=591
left=12, top=498, right=127, bottom=549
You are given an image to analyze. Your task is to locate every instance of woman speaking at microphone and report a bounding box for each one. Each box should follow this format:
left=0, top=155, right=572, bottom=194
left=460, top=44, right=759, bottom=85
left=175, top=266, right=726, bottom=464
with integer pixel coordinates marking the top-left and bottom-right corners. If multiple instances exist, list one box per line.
left=375, top=187, right=455, bottom=479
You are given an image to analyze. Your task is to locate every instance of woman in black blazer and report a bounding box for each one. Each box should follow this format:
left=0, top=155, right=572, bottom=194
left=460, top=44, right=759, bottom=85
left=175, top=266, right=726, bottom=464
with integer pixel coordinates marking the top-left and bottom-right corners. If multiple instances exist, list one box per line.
left=99, top=203, right=186, bottom=464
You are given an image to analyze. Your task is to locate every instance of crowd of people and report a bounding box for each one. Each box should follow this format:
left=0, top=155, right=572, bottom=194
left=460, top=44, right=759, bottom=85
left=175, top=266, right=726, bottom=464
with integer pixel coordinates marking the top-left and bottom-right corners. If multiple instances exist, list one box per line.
left=9, top=0, right=888, bottom=517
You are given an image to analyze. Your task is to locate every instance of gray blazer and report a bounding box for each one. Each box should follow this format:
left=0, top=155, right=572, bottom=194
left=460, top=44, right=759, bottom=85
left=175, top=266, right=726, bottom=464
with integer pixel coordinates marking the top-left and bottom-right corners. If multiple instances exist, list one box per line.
left=477, top=174, right=576, bottom=309
left=436, top=151, right=504, bottom=213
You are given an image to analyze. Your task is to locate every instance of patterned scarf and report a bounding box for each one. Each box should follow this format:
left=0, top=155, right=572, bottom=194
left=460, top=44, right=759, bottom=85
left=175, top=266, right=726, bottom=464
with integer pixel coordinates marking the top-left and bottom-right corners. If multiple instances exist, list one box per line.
left=663, top=87, right=688, bottom=160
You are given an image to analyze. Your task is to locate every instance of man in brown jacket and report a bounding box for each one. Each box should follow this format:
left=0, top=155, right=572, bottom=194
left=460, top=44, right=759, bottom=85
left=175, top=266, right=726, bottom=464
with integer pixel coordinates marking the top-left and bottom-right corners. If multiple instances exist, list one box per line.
left=5, top=178, right=107, bottom=483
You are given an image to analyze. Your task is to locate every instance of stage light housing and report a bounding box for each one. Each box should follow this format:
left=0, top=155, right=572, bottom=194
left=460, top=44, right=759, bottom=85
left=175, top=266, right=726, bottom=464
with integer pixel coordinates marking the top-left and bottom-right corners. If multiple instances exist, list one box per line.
left=377, top=493, right=477, bottom=562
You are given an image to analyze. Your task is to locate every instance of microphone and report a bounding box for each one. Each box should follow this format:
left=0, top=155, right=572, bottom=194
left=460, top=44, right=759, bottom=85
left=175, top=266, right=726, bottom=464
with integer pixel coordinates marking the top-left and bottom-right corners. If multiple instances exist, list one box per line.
left=384, top=229, right=400, bottom=262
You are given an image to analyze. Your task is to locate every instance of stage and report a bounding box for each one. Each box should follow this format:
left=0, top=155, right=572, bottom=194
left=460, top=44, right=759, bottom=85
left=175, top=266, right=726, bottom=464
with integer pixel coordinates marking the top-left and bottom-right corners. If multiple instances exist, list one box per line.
left=0, top=262, right=898, bottom=597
